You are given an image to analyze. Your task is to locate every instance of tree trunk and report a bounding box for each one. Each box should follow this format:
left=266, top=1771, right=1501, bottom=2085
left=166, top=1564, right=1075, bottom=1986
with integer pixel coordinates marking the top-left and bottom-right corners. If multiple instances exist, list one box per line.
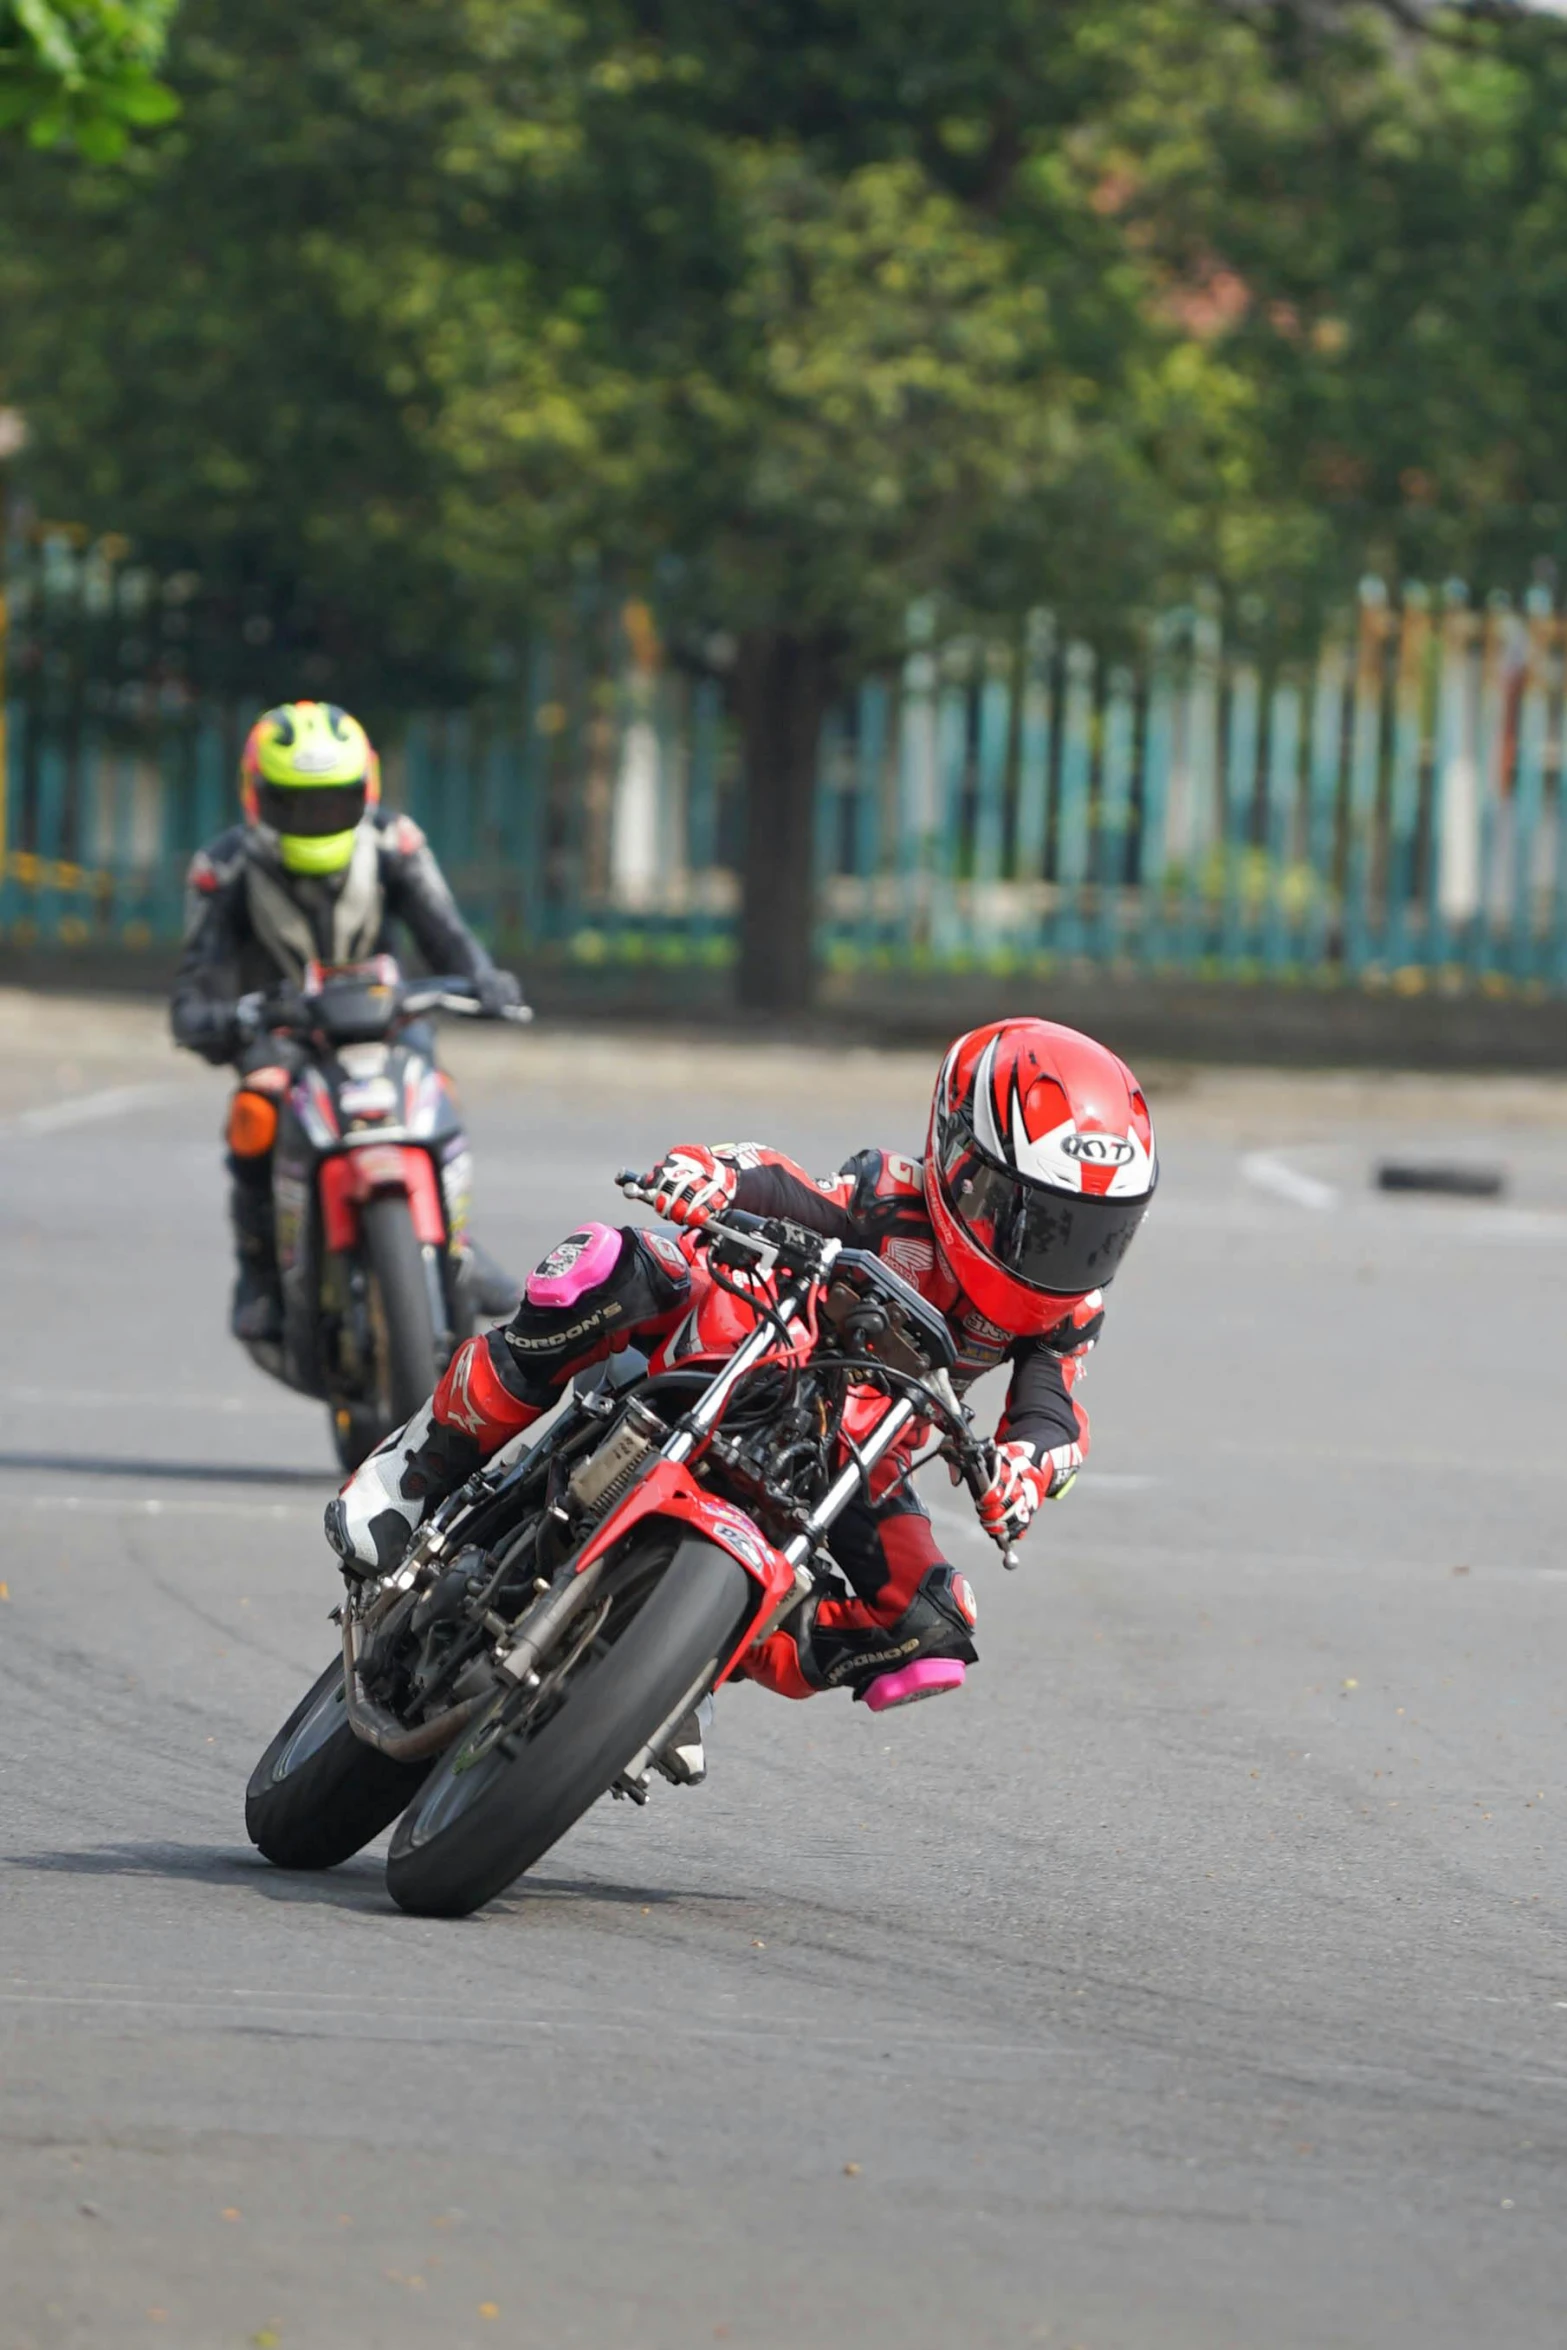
left=734, top=627, right=835, bottom=1016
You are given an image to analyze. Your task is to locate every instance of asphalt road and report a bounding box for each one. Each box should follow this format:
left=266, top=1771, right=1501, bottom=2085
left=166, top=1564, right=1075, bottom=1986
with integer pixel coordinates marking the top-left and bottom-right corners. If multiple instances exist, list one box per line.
left=3, top=992, right=1567, bottom=2350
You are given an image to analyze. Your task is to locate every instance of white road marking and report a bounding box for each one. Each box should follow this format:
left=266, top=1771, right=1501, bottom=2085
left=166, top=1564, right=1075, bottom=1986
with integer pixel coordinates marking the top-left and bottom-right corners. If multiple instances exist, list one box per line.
left=0, top=1384, right=311, bottom=1417
left=0, top=1080, right=185, bottom=1138
left=20, top=1492, right=322, bottom=1522
left=1240, top=1150, right=1340, bottom=1211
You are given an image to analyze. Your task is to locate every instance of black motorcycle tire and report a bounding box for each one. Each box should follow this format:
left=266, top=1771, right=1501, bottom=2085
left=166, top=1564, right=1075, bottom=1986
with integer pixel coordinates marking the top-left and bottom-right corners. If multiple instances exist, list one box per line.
left=384, top=1535, right=753, bottom=1919
left=332, top=1401, right=386, bottom=1476
left=362, top=1193, right=440, bottom=1426
left=246, top=1659, right=432, bottom=1870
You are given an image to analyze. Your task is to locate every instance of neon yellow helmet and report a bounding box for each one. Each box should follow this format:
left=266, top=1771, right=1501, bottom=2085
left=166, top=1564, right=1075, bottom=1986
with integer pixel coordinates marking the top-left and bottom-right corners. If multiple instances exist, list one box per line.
left=239, top=701, right=381, bottom=877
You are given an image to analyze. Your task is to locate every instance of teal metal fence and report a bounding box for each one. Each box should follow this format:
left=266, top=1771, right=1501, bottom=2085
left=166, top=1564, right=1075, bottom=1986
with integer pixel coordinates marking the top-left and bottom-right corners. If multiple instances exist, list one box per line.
left=5, top=537, right=1567, bottom=995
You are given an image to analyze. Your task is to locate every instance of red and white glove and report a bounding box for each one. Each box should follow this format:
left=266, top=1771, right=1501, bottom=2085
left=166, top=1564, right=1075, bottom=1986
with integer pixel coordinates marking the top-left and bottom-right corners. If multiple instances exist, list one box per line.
left=976, top=1439, right=1079, bottom=1545
left=638, top=1145, right=738, bottom=1229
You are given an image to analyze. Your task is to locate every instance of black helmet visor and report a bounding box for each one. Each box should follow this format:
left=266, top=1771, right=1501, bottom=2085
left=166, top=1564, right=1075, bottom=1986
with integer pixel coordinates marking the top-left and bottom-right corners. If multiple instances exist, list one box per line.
left=941, top=1146, right=1152, bottom=1296
left=255, top=782, right=368, bottom=838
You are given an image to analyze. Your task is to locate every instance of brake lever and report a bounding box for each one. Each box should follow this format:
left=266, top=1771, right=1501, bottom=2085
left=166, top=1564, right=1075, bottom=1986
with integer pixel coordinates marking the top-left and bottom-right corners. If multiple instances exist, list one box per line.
left=956, top=1436, right=1021, bottom=1573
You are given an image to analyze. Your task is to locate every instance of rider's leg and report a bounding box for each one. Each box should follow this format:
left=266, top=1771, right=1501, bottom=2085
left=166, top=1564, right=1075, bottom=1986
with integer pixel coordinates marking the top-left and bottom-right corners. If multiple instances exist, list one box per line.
left=225, top=1055, right=294, bottom=1343
left=327, top=1221, right=690, bottom=1575
left=739, top=1482, right=978, bottom=1703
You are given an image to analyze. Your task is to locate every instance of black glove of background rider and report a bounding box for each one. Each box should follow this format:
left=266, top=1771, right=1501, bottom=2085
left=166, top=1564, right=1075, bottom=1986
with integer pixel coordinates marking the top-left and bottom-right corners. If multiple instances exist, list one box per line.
left=474, top=968, right=525, bottom=1018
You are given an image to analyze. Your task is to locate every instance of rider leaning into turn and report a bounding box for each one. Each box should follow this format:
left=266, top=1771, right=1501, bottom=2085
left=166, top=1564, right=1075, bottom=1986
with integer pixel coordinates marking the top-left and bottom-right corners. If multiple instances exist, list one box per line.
left=170, top=700, right=524, bottom=1343
left=328, top=1018, right=1157, bottom=1737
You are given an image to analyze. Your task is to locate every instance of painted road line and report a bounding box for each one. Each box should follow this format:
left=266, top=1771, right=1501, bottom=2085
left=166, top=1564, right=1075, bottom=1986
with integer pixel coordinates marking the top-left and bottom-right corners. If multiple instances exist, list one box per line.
left=0, top=1080, right=186, bottom=1139
left=1240, top=1150, right=1340, bottom=1211
left=0, top=1384, right=314, bottom=1416
left=21, top=1493, right=321, bottom=1522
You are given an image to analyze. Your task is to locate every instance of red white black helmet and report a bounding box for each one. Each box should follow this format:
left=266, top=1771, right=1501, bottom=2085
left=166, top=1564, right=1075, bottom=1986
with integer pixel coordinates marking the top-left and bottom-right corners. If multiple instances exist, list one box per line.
left=925, top=1018, right=1157, bottom=1336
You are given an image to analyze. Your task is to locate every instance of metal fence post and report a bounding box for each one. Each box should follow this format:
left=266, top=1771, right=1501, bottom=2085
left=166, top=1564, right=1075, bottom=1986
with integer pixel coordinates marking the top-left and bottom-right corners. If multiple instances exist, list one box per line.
left=1055, top=641, right=1095, bottom=959
left=1345, top=578, right=1389, bottom=975
left=1432, top=583, right=1479, bottom=968
left=1263, top=681, right=1302, bottom=974
left=1221, top=661, right=1260, bottom=968
left=1096, top=664, right=1135, bottom=963
left=1014, top=610, right=1054, bottom=958
left=1386, top=585, right=1429, bottom=971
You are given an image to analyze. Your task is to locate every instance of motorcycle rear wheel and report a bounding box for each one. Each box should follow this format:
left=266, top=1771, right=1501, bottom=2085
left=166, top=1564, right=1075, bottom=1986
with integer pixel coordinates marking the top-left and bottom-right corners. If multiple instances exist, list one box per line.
left=385, top=1534, right=752, bottom=1918
left=246, top=1659, right=431, bottom=1870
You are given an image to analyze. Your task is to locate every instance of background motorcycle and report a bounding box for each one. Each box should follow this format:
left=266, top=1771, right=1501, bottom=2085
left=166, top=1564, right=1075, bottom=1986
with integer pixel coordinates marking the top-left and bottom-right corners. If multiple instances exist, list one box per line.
left=235, top=955, right=531, bottom=1472
left=246, top=1178, right=1017, bottom=1916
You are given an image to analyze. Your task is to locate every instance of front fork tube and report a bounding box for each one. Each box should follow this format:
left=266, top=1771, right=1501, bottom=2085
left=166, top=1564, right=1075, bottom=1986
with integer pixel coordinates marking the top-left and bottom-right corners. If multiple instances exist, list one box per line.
left=661, top=1296, right=805, bottom=1467
left=747, top=1394, right=920, bottom=1650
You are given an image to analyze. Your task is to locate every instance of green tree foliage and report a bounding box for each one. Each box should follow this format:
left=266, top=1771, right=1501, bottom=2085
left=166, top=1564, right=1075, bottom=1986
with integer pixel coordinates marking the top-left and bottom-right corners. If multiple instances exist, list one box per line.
left=2, top=1, right=1565, bottom=998
left=0, top=0, right=178, bottom=157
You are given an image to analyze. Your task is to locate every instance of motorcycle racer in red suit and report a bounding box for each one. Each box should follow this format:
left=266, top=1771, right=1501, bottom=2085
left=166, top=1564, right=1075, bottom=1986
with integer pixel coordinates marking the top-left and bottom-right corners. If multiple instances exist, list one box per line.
left=170, top=700, right=525, bottom=1342
left=327, top=1019, right=1157, bottom=1752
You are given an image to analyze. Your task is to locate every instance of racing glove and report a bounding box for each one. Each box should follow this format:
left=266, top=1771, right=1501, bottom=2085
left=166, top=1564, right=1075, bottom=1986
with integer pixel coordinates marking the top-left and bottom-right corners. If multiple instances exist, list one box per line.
left=636, top=1145, right=737, bottom=1229
left=975, top=1438, right=1080, bottom=1545
left=474, top=967, right=525, bottom=1018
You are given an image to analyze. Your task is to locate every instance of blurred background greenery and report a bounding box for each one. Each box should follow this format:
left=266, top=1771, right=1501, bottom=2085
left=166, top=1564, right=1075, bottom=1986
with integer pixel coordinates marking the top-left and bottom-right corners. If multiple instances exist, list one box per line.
left=3, top=2, right=1567, bottom=1012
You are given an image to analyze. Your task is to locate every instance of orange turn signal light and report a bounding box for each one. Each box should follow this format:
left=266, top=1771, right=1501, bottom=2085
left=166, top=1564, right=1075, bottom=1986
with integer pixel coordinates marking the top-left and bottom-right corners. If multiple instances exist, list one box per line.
left=228, top=1089, right=280, bottom=1158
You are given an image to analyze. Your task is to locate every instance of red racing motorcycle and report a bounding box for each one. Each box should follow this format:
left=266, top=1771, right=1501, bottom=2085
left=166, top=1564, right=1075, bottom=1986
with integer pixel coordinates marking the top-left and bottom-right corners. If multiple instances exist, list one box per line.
left=246, top=1179, right=1018, bottom=1917
left=236, top=955, right=530, bottom=1471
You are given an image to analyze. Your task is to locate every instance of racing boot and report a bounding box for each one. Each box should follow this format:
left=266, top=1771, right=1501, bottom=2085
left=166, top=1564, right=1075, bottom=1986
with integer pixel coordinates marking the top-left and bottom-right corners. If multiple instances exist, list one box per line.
left=651, top=1693, right=714, bottom=1786
left=740, top=1564, right=979, bottom=1708
left=325, top=1333, right=542, bottom=1577
left=229, top=1159, right=283, bottom=1344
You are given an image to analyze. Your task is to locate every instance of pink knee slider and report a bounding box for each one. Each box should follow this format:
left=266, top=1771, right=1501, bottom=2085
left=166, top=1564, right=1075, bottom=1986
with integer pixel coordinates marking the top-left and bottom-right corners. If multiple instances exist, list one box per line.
left=862, top=1657, right=967, bottom=1713
left=526, top=1223, right=623, bottom=1308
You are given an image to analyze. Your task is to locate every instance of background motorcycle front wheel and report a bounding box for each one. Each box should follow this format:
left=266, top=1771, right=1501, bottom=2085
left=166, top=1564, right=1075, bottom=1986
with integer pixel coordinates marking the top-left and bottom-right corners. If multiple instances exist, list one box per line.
left=385, top=1534, right=753, bottom=1918
left=362, top=1192, right=441, bottom=1427
left=246, top=1659, right=432, bottom=1870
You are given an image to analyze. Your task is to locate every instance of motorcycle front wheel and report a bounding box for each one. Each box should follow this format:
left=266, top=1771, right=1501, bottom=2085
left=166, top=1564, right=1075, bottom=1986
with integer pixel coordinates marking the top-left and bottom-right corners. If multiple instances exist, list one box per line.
left=246, top=1659, right=432, bottom=1870
left=385, top=1534, right=753, bottom=1918
left=362, top=1192, right=441, bottom=1427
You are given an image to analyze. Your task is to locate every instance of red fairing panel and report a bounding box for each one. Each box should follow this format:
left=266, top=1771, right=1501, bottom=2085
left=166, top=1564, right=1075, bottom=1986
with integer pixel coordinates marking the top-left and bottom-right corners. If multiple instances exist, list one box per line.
left=571, top=1458, right=795, bottom=1688
left=319, top=1145, right=446, bottom=1251
left=646, top=1255, right=816, bottom=1376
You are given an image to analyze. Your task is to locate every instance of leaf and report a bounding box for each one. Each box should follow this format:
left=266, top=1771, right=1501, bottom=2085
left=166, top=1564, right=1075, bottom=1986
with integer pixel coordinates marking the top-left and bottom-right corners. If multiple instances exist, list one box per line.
left=12, top=0, right=82, bottom=84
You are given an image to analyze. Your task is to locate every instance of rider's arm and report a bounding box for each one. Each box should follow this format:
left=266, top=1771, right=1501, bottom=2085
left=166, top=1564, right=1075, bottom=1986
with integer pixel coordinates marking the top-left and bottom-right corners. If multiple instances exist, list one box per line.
left=725, top=1148, right=862, bottom=1243
left=995, top=1296, right=1104, bottom=1490
left=376, top=811, right=502, bottom=987
left=169, top=837, right=250, bottom=1064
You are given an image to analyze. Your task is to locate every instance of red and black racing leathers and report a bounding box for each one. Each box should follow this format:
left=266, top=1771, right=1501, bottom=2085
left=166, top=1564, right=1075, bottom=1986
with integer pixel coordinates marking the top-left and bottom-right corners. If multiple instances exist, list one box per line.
left=331, top=1144, right=1101, bottom=1701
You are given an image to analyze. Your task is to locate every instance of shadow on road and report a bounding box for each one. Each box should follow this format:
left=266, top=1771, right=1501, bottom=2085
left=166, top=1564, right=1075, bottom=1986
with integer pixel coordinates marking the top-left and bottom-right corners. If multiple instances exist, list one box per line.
left=1, top=1840, right=732, bottom=1916
left=0, top=1841, right=387, bottom=1909
left=0, top=1450, right=334, bottom=1488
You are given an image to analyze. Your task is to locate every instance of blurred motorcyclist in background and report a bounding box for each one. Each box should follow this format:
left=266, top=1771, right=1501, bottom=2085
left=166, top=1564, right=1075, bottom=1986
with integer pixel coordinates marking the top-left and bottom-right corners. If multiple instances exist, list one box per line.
left=170, top=699, right=525, bottom=1341
left=327, top=1018, right=1157, bottom=1740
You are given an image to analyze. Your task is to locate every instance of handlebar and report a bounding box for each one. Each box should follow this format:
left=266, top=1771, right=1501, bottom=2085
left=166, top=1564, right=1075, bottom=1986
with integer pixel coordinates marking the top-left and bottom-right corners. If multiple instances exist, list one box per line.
left=614, top=1169, right=1022, bottom=1569
left=243, top=973, right=533, bottom=1039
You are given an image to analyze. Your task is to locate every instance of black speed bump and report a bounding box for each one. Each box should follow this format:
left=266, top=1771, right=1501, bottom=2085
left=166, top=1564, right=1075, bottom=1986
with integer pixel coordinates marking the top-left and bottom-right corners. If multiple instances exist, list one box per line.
left=1374, top=1162, right=1506, bottom=1199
